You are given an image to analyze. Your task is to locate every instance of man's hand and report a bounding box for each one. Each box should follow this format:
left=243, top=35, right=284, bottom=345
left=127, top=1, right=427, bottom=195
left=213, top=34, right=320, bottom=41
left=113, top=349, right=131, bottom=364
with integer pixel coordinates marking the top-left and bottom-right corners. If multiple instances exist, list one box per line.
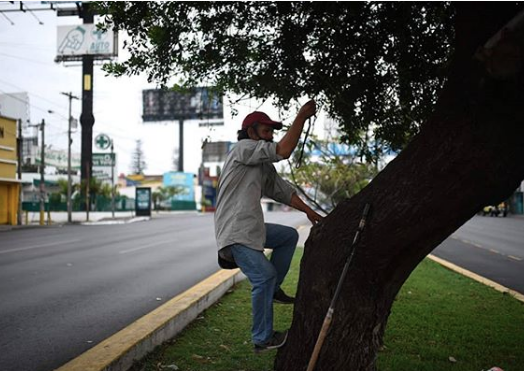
left=277, top=99, right=317, bottom=159
left=306, top=208, right=324, bottom=225
left=297, top=100, right=317, bottom=121
left=290, top=193, right=324, bottom=225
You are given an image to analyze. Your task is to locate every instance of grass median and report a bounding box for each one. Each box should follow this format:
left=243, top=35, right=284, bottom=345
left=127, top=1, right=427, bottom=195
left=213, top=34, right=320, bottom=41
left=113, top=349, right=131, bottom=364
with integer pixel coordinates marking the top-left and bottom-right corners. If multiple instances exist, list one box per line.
left=130, top=249, right=524, bottom=371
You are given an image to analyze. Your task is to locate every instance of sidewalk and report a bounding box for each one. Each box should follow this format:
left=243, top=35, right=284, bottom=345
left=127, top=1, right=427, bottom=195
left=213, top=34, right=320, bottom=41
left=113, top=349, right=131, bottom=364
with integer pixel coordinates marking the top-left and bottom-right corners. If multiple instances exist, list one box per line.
left=0, top=210, right=201, bottom=231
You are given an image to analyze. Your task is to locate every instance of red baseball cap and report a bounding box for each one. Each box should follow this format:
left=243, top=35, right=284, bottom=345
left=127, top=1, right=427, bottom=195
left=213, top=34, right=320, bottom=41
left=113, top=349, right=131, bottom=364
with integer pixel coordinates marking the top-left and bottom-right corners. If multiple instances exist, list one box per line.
left=242, top=111, right=283, bottom=130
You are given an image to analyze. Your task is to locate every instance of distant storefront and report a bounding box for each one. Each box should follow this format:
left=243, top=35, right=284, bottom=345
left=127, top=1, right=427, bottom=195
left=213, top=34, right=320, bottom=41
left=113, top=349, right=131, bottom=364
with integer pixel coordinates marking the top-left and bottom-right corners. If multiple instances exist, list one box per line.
left=0, top=115, right=20, bottom=225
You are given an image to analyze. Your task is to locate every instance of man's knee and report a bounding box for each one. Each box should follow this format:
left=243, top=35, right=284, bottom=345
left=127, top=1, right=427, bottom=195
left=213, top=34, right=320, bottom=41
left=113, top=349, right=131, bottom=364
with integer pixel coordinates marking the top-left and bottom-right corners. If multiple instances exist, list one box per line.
left=290, top=228, right=299, bottom=245
left=282, top=226, right=299, bottom=246
left=262, top=264, right=278, bottom=284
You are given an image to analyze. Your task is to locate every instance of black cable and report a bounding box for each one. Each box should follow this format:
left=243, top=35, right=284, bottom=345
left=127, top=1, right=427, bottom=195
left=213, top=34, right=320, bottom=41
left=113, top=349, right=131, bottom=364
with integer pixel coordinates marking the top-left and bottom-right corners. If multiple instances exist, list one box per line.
left=296, top=116, right=313, bottom=169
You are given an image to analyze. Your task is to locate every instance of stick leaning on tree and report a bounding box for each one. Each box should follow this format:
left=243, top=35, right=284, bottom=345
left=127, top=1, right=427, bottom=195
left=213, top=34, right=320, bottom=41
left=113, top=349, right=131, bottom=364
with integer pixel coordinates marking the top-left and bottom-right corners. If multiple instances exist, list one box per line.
left=306, top=203, right=371, bottom=371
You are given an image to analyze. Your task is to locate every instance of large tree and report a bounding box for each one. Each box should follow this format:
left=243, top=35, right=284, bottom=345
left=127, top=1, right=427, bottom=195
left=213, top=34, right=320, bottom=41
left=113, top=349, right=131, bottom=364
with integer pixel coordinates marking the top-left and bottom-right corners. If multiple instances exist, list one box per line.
left=98, top=2, right=524, bottom=370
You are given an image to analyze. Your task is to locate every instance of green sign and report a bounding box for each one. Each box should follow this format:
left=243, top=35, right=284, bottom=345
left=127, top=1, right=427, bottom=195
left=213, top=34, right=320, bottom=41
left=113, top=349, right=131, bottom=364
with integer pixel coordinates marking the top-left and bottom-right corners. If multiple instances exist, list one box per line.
left=92, top=153, right=115, bottom=166
left=95, top=133, right=111, bottom=150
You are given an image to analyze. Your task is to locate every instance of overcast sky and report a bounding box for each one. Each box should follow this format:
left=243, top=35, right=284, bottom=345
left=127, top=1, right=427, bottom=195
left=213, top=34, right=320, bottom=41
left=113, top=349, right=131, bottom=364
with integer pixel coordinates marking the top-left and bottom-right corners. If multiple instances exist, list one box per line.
left=0, top=3, right=324, bottom=176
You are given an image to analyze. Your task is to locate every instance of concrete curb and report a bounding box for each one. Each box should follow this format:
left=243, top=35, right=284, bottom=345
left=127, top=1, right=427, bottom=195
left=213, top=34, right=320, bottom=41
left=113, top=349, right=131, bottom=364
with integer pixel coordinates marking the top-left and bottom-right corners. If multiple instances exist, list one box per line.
left=81, top=217, right=151, bottom=226
left=428, top=254, right=524, bottom=303
left=54, top=268, right=244, bottom=371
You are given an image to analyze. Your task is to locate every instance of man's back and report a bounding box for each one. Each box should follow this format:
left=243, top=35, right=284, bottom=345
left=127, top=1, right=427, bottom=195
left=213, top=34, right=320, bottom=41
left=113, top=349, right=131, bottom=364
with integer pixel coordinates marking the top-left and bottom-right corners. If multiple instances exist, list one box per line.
left=215, top=139, right=292, bottom=252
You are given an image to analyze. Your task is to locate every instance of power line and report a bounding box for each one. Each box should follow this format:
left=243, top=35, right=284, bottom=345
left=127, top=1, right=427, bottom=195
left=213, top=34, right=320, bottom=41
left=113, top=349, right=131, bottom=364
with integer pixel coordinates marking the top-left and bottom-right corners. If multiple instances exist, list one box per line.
left=0, top=51, right=62, bottom=66
left=0, top=10, right=14, bottom=25
left=0, top=84, right=70, bottom=119
left=22, top=3, right=45, bottom=25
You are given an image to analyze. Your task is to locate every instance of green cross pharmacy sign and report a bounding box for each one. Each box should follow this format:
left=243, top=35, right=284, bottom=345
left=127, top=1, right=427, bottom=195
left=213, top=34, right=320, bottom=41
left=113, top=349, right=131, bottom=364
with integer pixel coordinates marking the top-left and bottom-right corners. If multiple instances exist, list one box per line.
left=95, top=133, right=111, bottom=150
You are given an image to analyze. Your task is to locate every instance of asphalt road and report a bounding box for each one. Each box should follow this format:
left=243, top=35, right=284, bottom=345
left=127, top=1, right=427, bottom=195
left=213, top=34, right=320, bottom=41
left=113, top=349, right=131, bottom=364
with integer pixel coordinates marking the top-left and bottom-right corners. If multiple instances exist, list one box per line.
left=433, top=214, right=524, bottom=294
left=0, top=211, right=309, bottom=371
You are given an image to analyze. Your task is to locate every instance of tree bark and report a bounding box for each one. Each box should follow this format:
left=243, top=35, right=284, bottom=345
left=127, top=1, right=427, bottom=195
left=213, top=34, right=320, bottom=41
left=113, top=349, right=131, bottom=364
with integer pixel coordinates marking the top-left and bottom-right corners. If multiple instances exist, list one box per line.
left=275, top=4, right=524, bottom=371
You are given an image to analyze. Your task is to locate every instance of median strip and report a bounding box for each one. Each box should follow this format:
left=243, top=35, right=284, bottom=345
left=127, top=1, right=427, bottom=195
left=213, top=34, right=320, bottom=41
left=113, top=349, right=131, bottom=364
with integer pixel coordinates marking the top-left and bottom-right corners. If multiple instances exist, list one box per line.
left=428, top=254, right=524, bottom=303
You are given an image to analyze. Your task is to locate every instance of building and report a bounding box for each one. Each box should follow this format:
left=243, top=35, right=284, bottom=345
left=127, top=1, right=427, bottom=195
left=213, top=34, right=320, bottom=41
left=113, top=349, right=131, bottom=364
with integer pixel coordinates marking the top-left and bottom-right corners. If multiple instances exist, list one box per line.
left=0, top=115, right=20, bottom=225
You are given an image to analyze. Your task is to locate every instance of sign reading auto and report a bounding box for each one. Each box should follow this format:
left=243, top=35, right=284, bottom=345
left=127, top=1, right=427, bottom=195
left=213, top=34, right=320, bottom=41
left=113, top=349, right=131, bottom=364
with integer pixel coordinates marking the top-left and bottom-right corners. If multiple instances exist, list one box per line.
left=57, top=24, right=117, bottom=57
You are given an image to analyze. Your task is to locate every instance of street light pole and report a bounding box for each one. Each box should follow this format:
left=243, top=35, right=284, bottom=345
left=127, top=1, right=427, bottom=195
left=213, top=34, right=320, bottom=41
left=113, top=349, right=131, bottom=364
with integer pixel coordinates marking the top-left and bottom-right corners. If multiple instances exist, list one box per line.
left=61, top=92, right=79, bottom=223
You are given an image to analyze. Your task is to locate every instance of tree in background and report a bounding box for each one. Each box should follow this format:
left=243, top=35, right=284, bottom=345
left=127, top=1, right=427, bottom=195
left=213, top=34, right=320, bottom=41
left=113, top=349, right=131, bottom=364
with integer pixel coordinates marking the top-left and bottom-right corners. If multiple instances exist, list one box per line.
left=288, top=135, right=378, bottom=213
left=99, top=3, right=524, bottom=370
left=152, top=185, right=184, bottom=211
left=131, top=139, right=147, bottom=175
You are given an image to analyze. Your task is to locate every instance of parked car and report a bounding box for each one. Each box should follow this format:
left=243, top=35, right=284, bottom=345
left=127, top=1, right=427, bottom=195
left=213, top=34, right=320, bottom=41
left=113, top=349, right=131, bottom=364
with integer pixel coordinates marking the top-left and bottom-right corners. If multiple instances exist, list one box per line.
left=482, top=202, right=508, bottom=217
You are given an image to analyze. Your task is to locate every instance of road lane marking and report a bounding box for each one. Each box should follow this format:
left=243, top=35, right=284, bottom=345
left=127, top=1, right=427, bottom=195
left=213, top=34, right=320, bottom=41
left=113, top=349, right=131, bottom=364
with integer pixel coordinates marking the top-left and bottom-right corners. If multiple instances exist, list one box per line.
left=472, top=243, right=482, bottom=248
left=428, top=254, right=524, bottom=303
left=0, top=239, right=81, bottom=255
left=508, top=255, right=522, bottom=262
left=119, top=241, right=170, bottom=254
left=489, top=249, right=500, bottom=254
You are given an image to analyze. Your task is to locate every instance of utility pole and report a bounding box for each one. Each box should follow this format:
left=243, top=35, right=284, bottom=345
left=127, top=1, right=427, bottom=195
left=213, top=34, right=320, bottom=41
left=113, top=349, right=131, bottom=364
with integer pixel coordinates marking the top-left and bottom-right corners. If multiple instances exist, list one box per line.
left=111, top=140, right=115, bottom=219
left=17, top=119, right=22, bottom=225
left=61, top=92, right=79, bottom=223
left=39, top=119, right=45, bottom=226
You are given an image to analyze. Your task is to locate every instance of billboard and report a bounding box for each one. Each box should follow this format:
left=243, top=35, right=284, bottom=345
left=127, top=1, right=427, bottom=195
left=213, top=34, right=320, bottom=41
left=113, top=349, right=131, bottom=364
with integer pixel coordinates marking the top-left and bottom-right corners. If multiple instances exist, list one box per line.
left=35, top=148, right=81, bottom=170
left=135, top=187, right=152, bottom=217
left=142, top=87, right=223, bottom=122
left=56, top=24, right=118, bottom=61
left=163, top=172, right=195, bottom=201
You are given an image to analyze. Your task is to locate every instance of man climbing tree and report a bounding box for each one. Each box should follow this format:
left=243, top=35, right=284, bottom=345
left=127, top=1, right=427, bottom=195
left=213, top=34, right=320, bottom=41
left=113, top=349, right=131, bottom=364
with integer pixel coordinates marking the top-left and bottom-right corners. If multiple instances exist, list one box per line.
left=98, top=2, right=524, bottom=370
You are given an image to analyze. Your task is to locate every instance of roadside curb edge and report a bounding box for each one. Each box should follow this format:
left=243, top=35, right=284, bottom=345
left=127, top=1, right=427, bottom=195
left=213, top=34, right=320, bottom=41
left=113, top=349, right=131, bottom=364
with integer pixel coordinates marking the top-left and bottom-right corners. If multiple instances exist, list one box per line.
left=427, top=254, right=524, bottom=303
left=54, top=268, right=244, bottom=371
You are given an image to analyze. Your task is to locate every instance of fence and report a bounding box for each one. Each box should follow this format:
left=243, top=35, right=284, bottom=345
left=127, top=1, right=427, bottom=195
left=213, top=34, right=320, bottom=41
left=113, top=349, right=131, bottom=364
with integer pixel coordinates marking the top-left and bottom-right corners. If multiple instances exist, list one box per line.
left=22, top=197, right=197, bottom=212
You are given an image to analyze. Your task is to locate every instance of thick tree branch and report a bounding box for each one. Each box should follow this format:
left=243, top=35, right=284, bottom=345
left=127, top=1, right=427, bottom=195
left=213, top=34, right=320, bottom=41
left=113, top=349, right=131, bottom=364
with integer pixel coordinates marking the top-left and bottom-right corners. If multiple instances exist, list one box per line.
left=475, top=9, right=524, bottom=78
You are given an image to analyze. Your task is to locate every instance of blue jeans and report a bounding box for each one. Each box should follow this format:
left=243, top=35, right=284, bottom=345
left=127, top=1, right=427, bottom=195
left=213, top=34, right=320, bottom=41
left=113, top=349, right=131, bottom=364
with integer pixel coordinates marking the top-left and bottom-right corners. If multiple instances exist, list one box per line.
left=230, top=223, right=298, bottom=345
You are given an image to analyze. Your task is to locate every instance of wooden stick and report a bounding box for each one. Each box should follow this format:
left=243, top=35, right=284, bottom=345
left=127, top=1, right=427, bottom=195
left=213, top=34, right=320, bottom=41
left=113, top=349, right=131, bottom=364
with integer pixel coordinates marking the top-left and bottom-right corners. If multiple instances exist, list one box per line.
left=306, top=203, right=371, bottom=371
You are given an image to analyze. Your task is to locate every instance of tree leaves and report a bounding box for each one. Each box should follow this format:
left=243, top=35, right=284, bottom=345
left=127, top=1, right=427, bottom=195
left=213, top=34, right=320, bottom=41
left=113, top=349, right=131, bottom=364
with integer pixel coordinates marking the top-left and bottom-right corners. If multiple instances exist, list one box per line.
left=98, top=1, right=455, bottom=156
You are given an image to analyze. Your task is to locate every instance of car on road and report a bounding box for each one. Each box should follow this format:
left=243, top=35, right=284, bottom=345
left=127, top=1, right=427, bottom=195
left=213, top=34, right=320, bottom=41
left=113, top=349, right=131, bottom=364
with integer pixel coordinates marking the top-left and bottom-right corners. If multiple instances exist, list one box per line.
left=481, top=202, right=508, bottom=217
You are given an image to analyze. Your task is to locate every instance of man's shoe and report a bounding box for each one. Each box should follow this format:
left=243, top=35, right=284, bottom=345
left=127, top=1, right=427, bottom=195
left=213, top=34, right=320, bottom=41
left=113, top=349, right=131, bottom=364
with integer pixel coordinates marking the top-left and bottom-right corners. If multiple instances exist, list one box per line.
left=273, top=288, right=295, bottom=304
left=253, top=330, right=288, bottom=354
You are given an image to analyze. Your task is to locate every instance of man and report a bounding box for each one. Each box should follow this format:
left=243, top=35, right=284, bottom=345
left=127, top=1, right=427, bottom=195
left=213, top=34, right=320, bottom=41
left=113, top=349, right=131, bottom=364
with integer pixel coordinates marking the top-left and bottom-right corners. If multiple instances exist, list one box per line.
left=214, top=100, right=323, bottom=353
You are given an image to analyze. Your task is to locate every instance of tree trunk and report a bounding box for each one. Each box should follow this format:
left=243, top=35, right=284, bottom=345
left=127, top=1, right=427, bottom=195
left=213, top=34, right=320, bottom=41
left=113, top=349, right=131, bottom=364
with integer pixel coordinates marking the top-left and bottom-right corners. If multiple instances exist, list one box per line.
left=276, top=4, right=524, bottom=371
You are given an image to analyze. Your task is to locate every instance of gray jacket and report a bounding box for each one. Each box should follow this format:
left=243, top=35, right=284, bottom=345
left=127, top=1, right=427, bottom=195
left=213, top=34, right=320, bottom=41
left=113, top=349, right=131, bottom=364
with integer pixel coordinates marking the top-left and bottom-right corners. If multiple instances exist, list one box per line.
left=214, top=139, right=295, bottom=254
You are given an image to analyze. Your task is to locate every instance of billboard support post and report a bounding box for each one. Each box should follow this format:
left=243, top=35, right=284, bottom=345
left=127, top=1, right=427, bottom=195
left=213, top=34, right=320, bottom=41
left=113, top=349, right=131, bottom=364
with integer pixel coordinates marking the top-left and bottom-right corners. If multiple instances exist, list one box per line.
left=179, top=117, right=184, bottom=172
left=79, top=3, right=94, bottom=210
